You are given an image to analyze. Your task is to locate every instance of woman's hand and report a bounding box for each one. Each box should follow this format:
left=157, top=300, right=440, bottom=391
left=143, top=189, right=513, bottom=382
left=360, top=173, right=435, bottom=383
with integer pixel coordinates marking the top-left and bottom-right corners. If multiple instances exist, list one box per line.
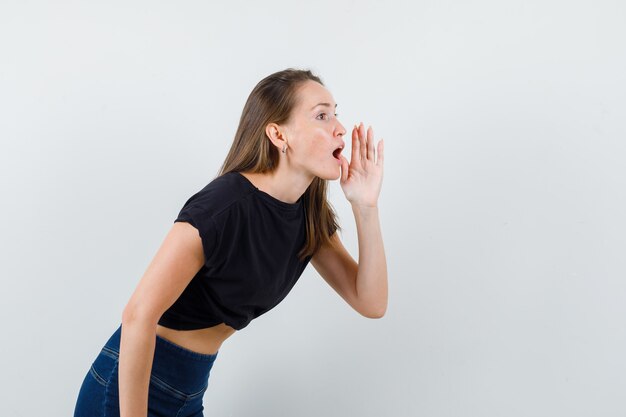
left=339, top=122, right=384, bottom=208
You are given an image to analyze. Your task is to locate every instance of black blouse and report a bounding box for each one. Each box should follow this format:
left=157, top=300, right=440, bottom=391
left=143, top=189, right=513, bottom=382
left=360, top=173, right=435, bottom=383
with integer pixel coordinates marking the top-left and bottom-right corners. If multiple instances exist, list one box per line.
left=158, top=171, right=312, bottom=331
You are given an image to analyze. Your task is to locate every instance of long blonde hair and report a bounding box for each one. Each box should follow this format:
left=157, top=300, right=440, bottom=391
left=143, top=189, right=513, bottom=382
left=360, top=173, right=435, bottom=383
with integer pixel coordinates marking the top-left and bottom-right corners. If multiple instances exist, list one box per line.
left=215, top=68, right=340, bottom=262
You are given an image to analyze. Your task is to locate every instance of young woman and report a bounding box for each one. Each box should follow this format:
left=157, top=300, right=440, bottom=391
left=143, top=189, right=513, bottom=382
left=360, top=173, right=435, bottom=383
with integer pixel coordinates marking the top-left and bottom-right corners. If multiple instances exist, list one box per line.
left=73, top=68, right=387, bottom=417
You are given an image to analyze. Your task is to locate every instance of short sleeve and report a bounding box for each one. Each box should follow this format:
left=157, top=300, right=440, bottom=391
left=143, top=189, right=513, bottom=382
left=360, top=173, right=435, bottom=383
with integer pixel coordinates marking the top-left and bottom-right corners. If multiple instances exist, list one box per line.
left=174, top=204, right=218, bottom=265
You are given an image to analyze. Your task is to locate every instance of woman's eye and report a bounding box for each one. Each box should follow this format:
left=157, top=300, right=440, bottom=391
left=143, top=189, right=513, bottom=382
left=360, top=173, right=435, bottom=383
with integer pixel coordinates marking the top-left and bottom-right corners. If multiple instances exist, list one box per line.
left=317, top=113, right=339, bottom=120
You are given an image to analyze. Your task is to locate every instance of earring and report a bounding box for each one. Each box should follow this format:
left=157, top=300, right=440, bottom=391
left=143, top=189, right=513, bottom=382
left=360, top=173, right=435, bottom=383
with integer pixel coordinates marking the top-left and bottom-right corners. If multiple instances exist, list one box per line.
left=282, top=143, right=287, bottom=153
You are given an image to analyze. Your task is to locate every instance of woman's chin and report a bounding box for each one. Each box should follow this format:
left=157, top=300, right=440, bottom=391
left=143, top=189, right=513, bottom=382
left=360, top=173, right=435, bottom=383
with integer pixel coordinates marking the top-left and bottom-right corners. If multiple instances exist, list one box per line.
left=312, top=160, right=343, bottom=181
left=314, top=169, right=341, bottom=181
left=330, top=169, right=343, bottom=181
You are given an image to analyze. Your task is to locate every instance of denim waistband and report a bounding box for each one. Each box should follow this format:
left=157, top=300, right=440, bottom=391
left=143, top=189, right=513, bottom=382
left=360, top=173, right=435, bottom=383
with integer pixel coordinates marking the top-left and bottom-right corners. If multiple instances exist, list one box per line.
left=102, top=323, right=218, bottom=394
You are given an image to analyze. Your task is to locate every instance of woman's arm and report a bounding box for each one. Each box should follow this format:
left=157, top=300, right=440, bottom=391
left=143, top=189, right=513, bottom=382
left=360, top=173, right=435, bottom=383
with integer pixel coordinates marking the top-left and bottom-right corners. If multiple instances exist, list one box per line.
left=118, top=316, right=157, bottom=417
left=316, top=121, right=386, bottom=317
left=310, top=204, right=387, bottom=318
left=118, top=221, right=206, bottom=417
left=352, top=204, right=387, bottom=317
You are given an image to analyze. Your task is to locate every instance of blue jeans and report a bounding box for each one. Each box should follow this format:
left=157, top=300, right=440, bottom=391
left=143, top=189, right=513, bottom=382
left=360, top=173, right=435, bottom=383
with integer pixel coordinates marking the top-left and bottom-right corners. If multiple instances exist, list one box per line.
left=73, top=323, right=219, bottom=417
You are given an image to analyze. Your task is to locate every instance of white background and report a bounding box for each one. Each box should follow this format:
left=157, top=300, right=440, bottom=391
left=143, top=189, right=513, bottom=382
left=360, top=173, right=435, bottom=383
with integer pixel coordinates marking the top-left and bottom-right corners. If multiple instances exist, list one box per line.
left=1, top=0, right=625, bottom=416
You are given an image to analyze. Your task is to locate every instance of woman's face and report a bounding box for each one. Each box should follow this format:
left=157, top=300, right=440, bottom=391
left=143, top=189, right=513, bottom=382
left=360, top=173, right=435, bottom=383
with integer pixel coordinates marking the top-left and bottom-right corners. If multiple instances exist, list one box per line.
left=278, top=80, right=347, bottom=180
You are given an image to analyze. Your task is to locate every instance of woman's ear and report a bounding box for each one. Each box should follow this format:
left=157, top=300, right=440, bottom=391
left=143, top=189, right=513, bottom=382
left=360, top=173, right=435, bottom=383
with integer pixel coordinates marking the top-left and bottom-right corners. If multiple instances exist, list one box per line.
left=265, top=122, right=289, bottom=150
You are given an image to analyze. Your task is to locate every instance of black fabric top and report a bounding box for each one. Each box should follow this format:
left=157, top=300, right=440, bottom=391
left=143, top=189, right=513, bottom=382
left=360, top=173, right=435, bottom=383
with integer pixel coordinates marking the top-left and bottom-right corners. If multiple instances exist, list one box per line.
left=157, top=171, right=313, bottom=331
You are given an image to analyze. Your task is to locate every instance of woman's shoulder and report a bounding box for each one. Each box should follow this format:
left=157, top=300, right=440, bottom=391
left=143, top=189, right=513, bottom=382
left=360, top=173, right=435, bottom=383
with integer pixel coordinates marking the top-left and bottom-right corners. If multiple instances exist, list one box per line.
left=178, top=171, right=256, bottom=217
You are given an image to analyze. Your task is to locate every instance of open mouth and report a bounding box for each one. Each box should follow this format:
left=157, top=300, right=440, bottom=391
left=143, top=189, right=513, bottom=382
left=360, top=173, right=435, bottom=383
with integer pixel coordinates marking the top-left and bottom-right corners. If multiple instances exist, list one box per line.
left=332, top=145, right=344, bottom=161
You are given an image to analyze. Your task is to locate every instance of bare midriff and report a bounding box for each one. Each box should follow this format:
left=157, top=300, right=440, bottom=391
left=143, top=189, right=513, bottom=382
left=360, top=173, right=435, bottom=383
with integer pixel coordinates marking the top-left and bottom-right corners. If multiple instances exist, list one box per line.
left=156, top=322, right=237, bottom=356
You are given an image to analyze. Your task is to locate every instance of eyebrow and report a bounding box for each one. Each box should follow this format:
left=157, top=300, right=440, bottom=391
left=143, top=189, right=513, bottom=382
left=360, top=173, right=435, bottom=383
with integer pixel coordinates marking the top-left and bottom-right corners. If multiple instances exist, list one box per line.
left=311, top=102, right=338, bottom=110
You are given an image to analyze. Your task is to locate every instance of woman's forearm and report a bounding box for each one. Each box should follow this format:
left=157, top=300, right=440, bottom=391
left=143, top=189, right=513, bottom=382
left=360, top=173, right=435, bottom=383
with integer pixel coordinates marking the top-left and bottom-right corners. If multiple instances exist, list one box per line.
left=118, top=314, right=158, bottom=417
left=352, top=204, right=388, bottom=317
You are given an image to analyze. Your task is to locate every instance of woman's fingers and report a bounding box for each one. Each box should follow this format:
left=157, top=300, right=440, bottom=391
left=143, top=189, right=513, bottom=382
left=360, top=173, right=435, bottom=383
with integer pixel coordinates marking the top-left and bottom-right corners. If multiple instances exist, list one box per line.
left=367, top=125, right=374, bottom=161
left=359, top=123, right=367, bottom=161
left=351, top=122, right=378, bottom=166
left=351, top=124, right=360, bottom=167
left=358, top=122, right=375, bottom=162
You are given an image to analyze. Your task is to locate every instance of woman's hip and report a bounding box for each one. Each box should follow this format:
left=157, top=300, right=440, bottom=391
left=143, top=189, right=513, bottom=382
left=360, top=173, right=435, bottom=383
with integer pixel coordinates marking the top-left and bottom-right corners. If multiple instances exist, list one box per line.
left=74, top=323, right=219, bottom=417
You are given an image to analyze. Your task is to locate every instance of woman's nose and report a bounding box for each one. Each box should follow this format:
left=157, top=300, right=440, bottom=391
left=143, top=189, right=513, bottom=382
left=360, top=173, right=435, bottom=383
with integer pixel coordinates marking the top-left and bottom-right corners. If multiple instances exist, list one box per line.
left=336, top=122, right=346, bottom=137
